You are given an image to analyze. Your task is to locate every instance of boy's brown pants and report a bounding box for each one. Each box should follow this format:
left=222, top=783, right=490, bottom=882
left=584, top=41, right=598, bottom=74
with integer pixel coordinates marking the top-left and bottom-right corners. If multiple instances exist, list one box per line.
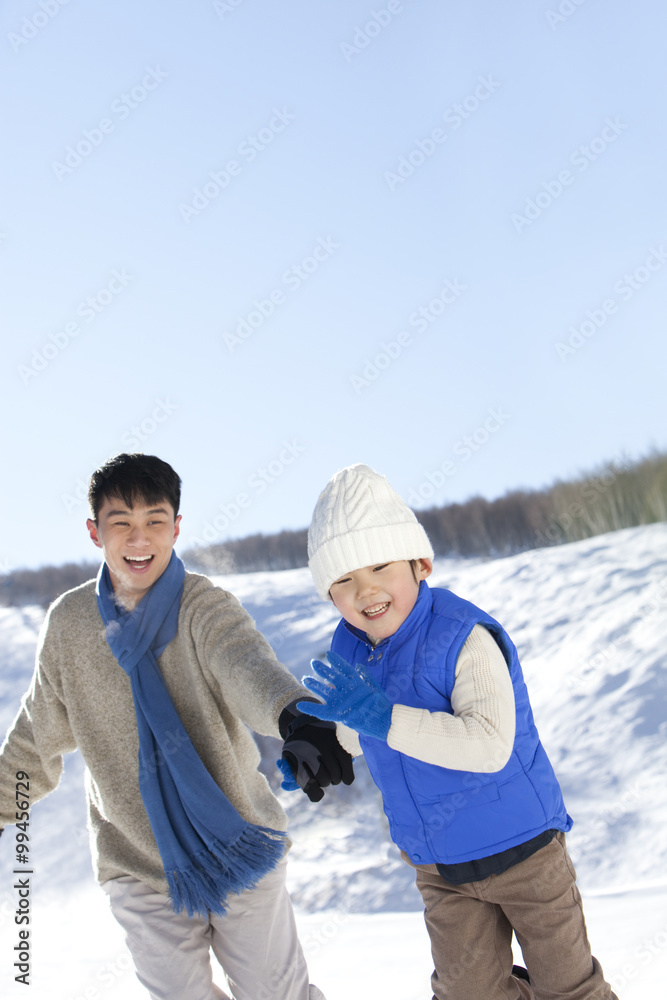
left=403, top=833, right=619, bottom=1000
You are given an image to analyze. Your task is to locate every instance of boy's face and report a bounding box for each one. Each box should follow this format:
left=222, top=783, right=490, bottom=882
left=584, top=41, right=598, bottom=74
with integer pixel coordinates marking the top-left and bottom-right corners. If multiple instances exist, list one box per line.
left=86, top=495, right=181, bottom=609
left=329, top=558, right=432, bottom=643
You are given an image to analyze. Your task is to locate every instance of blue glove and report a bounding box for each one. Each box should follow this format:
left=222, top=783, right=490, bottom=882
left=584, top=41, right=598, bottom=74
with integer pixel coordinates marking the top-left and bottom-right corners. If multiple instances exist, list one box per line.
left=297, top=650, right=393, bottom=741
left=276, top=757, right=300, bottom=791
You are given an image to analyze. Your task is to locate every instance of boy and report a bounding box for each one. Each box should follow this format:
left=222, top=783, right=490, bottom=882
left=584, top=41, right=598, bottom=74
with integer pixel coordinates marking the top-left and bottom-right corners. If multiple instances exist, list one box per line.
left=292, top=463, right=618, bottom=1000
left=0, top=453, right=352, bottom=1000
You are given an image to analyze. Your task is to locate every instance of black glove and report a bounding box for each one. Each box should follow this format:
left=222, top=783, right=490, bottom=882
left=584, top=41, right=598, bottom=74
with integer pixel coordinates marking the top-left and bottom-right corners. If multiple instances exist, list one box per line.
left=279, top=698, right=355, bottom=802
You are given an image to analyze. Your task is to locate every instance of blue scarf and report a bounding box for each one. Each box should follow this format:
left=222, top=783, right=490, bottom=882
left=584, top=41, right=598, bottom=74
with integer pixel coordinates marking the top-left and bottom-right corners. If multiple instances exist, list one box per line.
left=96, top=552, right=287, bottom=917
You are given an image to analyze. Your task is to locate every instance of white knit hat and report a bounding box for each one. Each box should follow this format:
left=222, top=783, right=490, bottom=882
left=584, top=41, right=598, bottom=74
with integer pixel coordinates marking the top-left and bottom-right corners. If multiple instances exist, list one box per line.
left=308, top=464, right=434, bottom=599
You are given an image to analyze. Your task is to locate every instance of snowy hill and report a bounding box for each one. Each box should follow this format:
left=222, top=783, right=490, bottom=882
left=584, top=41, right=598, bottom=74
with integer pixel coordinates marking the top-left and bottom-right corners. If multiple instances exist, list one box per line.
left=1, top=525, right=666, bottom=998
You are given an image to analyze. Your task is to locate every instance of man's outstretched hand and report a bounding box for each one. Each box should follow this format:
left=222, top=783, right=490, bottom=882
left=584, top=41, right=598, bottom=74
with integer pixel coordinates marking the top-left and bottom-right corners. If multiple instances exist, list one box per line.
left=278, top=698, right=354, bottom=802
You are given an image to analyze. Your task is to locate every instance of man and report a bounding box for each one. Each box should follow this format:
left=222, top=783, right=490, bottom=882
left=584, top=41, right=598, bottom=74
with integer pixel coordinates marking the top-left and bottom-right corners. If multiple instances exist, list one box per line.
left=0, top=453, right=352, bottom=1000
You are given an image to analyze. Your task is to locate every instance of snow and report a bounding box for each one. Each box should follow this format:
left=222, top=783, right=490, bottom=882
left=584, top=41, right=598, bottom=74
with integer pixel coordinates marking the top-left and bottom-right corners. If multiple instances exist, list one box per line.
left=1, top=524, right=667, bottom=998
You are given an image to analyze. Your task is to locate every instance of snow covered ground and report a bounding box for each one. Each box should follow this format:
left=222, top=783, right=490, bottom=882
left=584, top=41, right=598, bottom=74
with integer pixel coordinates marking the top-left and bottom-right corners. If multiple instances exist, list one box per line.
left=1, top=524, right=666, bottom=998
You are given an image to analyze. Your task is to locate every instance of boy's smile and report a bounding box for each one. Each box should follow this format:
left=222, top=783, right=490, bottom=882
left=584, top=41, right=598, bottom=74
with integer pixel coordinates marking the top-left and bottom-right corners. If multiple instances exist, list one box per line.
left=362, top=601, right=390, bottom=619
left=86, top=496, right=181, bottom=609
left=329, top=559, right=432, bottom=642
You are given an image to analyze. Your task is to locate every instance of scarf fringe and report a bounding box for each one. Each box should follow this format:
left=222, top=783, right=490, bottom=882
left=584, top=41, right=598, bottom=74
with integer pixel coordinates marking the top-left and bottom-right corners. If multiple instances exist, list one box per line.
left=166, top=826, right=288, bottom=917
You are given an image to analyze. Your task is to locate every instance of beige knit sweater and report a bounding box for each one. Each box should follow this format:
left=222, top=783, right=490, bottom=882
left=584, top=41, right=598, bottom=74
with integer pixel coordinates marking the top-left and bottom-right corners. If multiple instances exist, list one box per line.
left=0, top=572, right=309, bottom=895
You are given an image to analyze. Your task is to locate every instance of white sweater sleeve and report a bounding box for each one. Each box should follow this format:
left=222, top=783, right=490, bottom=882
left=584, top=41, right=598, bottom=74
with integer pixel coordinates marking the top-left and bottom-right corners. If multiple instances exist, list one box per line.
left=385, top=624, right=516, bottom=772
left=335, top=722, right=363, bottom=757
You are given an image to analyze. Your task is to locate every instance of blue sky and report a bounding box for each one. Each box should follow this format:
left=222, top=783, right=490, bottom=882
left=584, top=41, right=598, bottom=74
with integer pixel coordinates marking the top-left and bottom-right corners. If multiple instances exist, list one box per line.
left=1, top=0, right=666, bottom=571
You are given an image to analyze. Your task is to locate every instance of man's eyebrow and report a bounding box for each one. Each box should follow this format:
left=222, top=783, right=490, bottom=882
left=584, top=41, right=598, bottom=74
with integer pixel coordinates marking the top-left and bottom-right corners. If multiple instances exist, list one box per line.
left=104, top=507, right=170, bottom=517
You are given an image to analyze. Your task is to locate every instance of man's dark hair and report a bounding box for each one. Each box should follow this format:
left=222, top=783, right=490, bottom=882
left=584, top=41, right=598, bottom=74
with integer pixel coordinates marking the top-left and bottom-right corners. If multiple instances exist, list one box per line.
left=88, top=453, right=182, bottom=522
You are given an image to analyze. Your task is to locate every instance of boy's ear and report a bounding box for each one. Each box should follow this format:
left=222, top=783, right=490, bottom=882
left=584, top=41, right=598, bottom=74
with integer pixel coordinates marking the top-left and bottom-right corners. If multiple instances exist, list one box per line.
left=416, top=558, right=432, bottom=581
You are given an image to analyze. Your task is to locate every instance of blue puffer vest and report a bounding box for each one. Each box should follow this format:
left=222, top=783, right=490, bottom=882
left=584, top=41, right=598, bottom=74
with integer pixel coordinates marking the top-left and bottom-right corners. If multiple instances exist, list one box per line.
left=331, top=581, right=572, bottom=865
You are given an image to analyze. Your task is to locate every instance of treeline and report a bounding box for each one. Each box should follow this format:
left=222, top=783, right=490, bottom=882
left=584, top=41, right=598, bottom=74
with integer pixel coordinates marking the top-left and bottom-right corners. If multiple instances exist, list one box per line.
left=184, top=450, right=667, bottom=569
left=0, top=562, right=100, bottom=609
left=185, top=528, right=308, bottom=575
left=2, top=451, right=665, bottom=607
left=417, top=451, right=667, bottom=557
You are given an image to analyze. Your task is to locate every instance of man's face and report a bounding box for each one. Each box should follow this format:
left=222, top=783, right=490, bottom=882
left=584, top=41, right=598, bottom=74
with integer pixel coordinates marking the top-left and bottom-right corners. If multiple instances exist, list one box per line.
left=86, top=496, right=181, bottom=608
left=329, top=558, right=432, bottom=643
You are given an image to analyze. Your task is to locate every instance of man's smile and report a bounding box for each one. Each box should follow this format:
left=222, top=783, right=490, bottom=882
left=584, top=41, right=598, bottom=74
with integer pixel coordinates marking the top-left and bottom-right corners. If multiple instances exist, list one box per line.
left=123, top=555, right=155, bottom=571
